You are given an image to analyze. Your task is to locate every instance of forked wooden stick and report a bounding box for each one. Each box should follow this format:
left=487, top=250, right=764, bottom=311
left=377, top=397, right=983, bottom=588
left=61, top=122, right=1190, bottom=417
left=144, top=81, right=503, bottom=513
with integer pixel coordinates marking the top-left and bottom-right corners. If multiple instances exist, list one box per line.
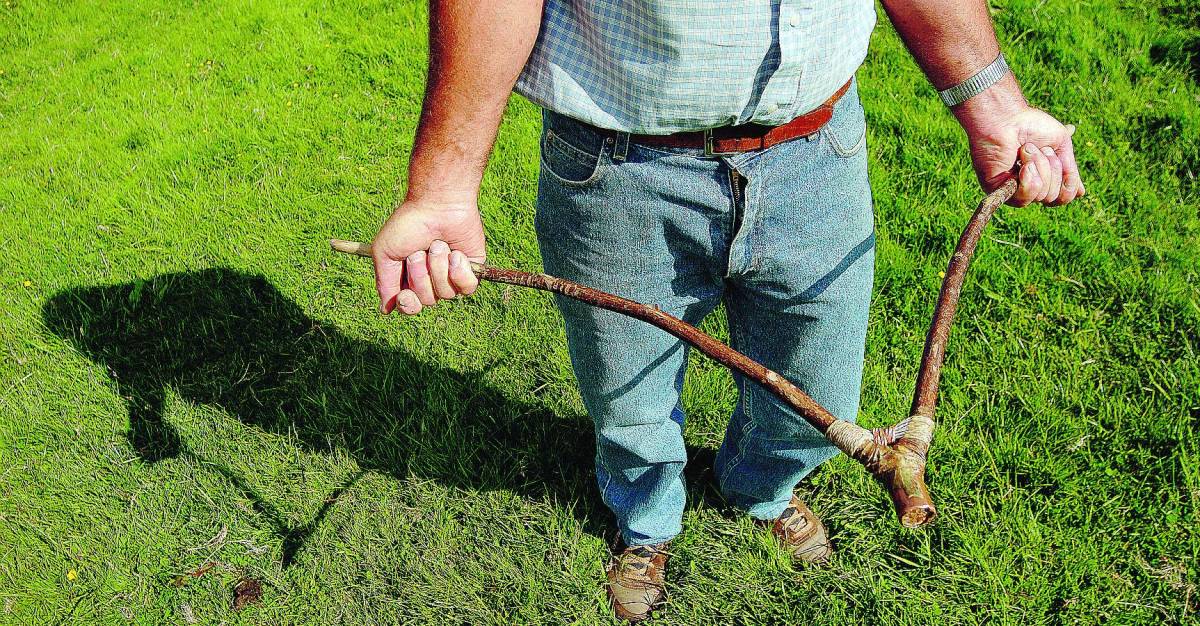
left=330, top=177, right=1016, bottom=528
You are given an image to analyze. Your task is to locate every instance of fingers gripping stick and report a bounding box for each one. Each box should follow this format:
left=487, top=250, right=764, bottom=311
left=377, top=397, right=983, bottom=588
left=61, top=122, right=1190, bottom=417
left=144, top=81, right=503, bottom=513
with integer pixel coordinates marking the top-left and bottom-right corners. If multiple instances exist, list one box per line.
left=331, top=178, right=1016, bottom=528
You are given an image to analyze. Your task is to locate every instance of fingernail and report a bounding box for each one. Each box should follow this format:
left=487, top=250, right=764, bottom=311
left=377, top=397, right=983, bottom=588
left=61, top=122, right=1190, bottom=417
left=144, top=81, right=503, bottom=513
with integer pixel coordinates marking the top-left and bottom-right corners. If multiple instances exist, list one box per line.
left=399, top=292, right=418, bottom=314
left=449, top=251, right=462, bottom=268
left=1023, top=143, right=1037, bottom=155
left=430, top=240, right=449, bottom=254
left=1066, top=124, right=1076, bottom=135
left=1042, top=146, right=1055, bottom=156
left=408, top=250, right=425, bottom=263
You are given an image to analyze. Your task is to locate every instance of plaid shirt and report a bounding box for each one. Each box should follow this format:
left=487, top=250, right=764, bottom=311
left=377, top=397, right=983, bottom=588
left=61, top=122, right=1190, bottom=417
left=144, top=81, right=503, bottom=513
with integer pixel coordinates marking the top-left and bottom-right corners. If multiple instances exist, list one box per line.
left=514, top=0, right=877, bottom=134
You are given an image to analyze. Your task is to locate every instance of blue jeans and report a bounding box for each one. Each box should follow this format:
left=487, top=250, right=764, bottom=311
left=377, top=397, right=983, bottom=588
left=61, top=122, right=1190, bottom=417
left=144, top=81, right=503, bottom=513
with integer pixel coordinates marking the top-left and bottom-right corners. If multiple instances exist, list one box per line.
left=534, top=79, right=875, bottom=546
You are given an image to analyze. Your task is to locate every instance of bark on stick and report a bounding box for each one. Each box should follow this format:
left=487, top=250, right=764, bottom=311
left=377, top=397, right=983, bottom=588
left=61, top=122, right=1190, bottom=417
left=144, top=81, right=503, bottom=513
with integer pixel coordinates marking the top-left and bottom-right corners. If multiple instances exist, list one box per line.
left=329, top=180, right=1014, bottom=528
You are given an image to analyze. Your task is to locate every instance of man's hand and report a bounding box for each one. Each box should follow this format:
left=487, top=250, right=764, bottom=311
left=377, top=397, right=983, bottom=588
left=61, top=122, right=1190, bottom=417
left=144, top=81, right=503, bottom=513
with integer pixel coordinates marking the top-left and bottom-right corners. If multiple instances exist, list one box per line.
left=956, top=98, right=1085, bottom=207
left=371, top=0, right=542, bottom=316
left=372, top=201, right=485, bottom=315
left=880, top=0, right=1086, bottom=208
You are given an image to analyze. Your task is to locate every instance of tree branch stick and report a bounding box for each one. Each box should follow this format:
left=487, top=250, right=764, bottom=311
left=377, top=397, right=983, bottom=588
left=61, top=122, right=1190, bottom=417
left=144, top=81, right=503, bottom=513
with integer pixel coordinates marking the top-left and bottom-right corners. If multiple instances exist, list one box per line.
left=864, top=176, right=1016, bottom=526
left=330, top=239, right=857, bottom=435
left=329, top=180, right=1014, bottom=528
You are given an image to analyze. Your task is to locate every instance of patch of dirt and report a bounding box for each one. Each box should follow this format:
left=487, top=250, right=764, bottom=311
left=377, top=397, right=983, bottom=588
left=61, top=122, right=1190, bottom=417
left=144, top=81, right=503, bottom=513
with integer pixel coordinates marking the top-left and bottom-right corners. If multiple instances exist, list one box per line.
left=232, top=577, right=263, bottom=611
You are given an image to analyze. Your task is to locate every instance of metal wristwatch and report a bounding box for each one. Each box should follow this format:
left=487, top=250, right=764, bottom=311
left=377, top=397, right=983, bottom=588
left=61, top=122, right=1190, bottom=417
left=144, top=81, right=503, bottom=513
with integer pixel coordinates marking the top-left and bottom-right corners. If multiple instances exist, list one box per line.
left=938, top=53, right=1011, bottom=108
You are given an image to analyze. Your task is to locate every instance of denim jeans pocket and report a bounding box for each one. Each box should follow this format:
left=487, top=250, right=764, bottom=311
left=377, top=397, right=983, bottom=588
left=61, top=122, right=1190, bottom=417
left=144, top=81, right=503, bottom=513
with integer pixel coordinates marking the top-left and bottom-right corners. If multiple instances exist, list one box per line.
left=820, top=83, right=867, bottom=159
left=540, top=126, right=610, bottom=187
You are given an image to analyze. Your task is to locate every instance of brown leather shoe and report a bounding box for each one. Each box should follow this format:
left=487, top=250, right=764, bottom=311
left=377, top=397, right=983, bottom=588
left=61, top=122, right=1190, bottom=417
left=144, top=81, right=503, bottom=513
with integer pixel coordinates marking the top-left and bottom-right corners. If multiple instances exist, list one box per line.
left=605, top=542, right=669, bottom=622
left=771, top=495, right=832, bottom=563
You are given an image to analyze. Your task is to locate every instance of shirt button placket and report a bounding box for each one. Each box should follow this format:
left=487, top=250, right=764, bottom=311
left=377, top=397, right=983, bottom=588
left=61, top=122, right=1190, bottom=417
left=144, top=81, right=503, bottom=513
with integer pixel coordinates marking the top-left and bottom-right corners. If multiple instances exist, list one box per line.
left=772, top=2, right=803, bottom=121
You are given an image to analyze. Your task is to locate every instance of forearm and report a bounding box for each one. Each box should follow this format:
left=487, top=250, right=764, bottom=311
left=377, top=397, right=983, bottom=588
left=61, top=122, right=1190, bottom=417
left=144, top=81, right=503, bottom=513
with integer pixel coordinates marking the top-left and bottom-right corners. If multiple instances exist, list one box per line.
left=406, top=0, right=543, bottom=205
left=880, top=0, right=1026, bottom=126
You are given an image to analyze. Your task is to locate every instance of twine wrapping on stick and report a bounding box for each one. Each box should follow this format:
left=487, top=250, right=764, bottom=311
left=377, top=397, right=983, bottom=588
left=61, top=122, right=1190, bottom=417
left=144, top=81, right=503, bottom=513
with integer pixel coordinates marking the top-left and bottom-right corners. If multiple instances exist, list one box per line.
left=330, top=177, right=1017, bottom=528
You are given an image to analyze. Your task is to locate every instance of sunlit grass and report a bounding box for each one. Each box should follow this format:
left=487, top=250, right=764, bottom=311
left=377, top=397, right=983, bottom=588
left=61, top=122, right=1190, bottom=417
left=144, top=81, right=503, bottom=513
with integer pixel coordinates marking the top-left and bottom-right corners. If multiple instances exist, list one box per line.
left=1, top=0, right=1197, bottom=623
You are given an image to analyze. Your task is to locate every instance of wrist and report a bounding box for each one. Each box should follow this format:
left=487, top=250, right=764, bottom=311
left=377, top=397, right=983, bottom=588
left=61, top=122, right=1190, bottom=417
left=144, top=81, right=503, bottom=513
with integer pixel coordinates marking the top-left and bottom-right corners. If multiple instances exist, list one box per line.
left=402, top=126, right=491, bottom=207
left=951, top=73, right=1029, bottom=134
left=402, top=159, right=484, bottom=208
left=402, top=185, right=480, bottom=208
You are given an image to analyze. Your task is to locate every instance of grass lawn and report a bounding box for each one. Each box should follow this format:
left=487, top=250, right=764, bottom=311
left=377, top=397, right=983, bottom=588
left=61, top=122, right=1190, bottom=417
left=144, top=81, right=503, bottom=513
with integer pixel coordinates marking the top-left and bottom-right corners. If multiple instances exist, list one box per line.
left=2, top=0, right=1198, bottom=623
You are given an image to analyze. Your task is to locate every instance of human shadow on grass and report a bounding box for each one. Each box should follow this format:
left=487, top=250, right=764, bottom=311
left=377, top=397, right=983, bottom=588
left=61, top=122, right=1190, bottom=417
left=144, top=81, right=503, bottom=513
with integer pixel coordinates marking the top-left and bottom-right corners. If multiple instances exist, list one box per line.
left=42, top=268, right=686, bottom=565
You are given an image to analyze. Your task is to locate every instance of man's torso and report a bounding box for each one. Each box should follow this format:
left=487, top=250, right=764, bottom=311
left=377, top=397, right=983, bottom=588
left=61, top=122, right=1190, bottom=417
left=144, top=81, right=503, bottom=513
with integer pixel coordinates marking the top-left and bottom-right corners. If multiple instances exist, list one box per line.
left=515, top=0, right=877, bottom=134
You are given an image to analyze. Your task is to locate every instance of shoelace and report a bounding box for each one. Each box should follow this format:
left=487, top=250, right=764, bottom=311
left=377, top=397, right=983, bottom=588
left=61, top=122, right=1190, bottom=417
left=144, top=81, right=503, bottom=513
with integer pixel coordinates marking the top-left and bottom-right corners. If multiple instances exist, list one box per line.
left=615, top=545, right=663, bottom=580
left=779, top=506, right=816, bottom=540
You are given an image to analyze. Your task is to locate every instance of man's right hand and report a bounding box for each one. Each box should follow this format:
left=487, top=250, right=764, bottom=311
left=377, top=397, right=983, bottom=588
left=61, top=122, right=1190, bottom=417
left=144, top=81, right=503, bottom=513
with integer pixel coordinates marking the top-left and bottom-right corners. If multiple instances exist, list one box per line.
left=371, top=200, right=486, bottom=315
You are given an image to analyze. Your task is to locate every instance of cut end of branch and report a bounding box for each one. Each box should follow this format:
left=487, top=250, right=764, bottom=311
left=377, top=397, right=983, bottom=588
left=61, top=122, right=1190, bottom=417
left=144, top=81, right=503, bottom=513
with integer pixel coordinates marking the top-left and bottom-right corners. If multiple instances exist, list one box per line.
left=900, top=503, right=937, bottom=528
left=330, top=238, right=373, bottom=258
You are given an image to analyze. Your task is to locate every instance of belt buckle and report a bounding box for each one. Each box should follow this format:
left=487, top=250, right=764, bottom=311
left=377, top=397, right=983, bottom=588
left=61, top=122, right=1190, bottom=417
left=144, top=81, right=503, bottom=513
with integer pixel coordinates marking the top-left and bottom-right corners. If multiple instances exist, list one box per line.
left=703, top=129, right=739, bottom=157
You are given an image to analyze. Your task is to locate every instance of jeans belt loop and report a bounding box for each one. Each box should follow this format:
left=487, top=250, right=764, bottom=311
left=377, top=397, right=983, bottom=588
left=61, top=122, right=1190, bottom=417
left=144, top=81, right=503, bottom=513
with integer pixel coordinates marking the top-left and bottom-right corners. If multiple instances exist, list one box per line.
left=612, top=131, right=631, bottom=162
left=704, top=129, right=742, bottom=157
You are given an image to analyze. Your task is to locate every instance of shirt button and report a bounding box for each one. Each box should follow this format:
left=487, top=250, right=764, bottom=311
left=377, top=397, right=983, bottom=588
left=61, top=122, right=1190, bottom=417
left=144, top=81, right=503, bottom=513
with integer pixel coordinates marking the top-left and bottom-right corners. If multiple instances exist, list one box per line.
left=766, top=103, right=780, bottom=115
left=788, top=14, right=800, bottom=27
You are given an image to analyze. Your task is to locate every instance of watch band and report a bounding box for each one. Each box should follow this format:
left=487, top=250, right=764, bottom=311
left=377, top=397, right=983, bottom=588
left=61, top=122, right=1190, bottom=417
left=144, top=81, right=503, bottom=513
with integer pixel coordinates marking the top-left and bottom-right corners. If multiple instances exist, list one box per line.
left=938, top=53, right=1010, bottom=108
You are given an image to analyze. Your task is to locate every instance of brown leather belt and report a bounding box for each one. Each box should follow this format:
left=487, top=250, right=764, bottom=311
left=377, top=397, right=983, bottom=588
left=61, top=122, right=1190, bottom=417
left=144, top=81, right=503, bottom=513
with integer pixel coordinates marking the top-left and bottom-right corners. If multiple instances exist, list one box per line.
left=632, top=79, right=852, bottom=156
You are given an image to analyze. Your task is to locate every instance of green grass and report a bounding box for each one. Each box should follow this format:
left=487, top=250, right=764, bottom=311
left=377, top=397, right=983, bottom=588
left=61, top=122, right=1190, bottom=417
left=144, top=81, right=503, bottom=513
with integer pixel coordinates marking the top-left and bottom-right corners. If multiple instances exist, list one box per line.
left=1, top=0, right=1198, bottom=623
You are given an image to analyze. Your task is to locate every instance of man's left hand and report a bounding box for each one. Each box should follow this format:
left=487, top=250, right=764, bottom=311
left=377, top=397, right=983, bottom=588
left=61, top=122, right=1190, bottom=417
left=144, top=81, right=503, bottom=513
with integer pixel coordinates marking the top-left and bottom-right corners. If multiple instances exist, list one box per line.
left=958, top=103, right=1085, bottom=207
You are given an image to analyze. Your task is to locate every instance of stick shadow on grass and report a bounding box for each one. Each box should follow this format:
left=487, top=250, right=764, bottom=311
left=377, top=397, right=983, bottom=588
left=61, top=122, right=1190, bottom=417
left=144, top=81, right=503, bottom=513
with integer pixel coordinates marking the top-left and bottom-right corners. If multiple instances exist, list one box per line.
left=42, top=268, right=689, bottom=565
